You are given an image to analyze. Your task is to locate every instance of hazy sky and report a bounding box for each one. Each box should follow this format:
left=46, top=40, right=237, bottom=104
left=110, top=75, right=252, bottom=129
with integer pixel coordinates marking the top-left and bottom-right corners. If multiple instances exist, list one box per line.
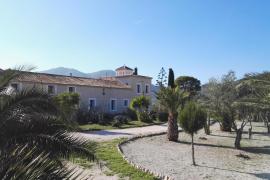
left=1, top=0, right=270, bottom=83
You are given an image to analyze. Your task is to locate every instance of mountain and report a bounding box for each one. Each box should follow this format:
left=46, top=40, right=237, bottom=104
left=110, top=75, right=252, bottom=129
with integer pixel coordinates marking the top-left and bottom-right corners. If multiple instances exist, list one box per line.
left=87, top=70, right=116, bottom=78
left=39, top=67, right=116, bottom=78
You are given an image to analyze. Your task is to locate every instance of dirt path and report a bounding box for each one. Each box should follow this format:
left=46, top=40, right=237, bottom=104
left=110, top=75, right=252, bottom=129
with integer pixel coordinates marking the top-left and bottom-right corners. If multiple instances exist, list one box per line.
left=73, top=124, right=168, bottom=142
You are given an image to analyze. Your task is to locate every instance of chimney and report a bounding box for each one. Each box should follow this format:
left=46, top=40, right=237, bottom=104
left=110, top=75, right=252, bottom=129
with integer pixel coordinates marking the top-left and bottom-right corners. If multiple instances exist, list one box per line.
left=70, top=73, right=73, bottom=77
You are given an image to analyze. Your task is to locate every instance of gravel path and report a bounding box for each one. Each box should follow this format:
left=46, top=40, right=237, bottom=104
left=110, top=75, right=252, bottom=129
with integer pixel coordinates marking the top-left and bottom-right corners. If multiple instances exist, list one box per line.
left=70, top=123, right=169, bottom=180
left=67, top=161, right=122, bottom=180
left=73, top=124, right=168, bottom=142
left=121, top=122, right=270, bottom=180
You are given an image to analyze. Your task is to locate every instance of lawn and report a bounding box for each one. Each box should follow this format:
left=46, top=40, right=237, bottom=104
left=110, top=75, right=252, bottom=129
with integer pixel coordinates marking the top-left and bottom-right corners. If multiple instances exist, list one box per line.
left=79, top=120, right=163, bottom=131
left=72, top=139, right=158, bottom=180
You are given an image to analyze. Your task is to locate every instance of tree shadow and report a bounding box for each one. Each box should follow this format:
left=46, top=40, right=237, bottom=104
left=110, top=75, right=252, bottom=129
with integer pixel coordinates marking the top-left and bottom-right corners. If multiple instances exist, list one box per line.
left=82, top=130, right=132, bottom=136
left=209, top=134, right=270, bottom=142
left=177, top=139, right=270, bottom=155
left=254, top=173, right=270, bottom=180
left=241, top=146, right=270, bottom=155
left=176, top=141, right=233, bottom=149
left=197, top=165, right=270, bottom=180
left=252, top=131, right=270, bottom=136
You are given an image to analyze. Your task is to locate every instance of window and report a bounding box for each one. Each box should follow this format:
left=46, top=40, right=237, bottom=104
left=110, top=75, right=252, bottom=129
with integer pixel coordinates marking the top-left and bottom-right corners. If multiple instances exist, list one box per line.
left=124, top=99, right=129, bottom=107
left=48, top=85, right=56, bottom=94
left=11, top=83, right=19, bottom=91
left=68, top=86, right=75, bottom=93
left=89, top=98, right=96, bottom=109
left=145, top=84, right=150, bottom=94
left=136, top=83, right=141, bottom=94
left=110, top=99, right=117, bottom=111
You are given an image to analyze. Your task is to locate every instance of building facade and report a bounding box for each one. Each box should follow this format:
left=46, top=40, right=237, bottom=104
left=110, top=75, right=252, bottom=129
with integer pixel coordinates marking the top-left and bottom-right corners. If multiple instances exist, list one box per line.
left=9, top=66, right=152, bottom=113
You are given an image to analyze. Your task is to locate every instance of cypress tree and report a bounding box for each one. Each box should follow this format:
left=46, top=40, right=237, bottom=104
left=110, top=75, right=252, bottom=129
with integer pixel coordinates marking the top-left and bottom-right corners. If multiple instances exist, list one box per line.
left=168, top=68, right=175, bottom=88
left=133, top=67, right=138, bottom=75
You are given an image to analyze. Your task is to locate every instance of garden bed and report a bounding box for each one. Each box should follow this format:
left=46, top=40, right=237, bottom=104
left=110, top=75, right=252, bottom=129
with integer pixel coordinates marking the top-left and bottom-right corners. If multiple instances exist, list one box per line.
left=79, top=120, right=163, bottom=131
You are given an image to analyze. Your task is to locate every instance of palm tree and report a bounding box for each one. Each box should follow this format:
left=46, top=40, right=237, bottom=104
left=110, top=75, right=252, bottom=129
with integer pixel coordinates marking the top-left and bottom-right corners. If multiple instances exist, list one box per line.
left=0, top=68, right=95, bottom=179
left=157, top=87, right=185, bottom=141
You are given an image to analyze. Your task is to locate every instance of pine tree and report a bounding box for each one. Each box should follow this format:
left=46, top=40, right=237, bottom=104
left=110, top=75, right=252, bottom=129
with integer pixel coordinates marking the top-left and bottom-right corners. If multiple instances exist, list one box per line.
left=179, top=102, right=207, bottom=165
left=156, top=67, right=167, bottom=87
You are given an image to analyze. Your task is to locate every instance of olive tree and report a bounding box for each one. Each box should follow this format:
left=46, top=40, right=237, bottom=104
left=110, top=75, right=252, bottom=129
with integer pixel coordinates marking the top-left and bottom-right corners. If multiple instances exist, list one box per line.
left=201, top=71, right=238, bottom=132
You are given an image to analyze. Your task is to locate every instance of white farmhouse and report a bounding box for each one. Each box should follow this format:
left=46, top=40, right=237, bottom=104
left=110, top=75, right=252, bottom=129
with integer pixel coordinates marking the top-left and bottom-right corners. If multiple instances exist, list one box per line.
left=8, top=65, right=152, bottom=113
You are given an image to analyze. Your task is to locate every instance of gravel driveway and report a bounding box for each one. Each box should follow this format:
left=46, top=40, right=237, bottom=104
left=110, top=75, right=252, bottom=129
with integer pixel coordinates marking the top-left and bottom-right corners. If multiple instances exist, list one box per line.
left=73, top=124, right=168, bottom=142
left=121, top=122, right=270, bottom=180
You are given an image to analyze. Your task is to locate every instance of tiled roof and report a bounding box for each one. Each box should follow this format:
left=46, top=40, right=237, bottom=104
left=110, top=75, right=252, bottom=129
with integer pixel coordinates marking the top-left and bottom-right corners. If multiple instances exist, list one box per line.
left=115, top=75, right=152, bottom=79
left=115, top=65, right=133, bottom=71
left=14, top=72, right=130, bottom=89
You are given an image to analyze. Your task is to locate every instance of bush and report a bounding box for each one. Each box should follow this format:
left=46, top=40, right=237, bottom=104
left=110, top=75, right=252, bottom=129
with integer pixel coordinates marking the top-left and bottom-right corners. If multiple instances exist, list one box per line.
left=158, top=112, right=169, bottom=122
left=112, top=119, right=122, bottom=127
left=137, top=111, right=152, bottom=123
left=76, top=109, right=89, bottom=125
left=75, top=109, right=113, bottom=125
left=149, top=111, right=157, bottom=121
left=111, top=115, right=129, bottom=127
left=124, top=108, right=137, bottom=120
left=103, top=113, right=114, bottom=122
left=114, top=115, right=129, bottom=124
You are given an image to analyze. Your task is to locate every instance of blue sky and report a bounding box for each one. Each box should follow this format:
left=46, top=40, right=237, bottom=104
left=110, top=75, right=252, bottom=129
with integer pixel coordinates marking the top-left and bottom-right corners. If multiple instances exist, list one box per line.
left=0, top=0, right=270, bottom=83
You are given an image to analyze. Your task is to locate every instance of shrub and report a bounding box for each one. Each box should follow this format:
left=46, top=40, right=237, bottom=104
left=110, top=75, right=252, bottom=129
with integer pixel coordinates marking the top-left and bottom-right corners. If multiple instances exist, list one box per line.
left=124, top=108, right=137, bottom=120
left=76, top=109, right=89, bottom=125
left=75, top=109, right=113, bottom=125
left=158, top=112, right=169, bottom=122
left=114, top=115, right=129, bottom=124
left=112, top=119, right=122, bottom=127
left=111, top=115, right=129, bottom=127
left=137, top=111, right=152, bottom=123
left=103, top=113, right=114, bottom=122
left=149, top=111, right=157, bottom=121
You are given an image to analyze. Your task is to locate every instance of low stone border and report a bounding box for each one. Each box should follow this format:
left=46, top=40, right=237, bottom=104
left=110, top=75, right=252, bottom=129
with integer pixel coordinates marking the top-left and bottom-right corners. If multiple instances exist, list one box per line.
left=117, top=132, right=174, bottom=180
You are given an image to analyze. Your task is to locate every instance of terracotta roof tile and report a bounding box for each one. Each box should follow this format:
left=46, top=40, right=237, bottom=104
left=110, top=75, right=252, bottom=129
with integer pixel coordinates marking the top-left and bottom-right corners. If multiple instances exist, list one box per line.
left=14, top=72, right=130, bottom=89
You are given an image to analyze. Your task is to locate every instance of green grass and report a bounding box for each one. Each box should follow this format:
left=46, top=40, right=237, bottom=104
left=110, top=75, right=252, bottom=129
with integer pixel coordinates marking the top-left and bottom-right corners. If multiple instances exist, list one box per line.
left=96, top=139, right=158, bottom=180
left=72, top=139, right=158, bottom=180
left=70, top=156, right=94, bottom=169
left=79, top=120, right=163, bottom=131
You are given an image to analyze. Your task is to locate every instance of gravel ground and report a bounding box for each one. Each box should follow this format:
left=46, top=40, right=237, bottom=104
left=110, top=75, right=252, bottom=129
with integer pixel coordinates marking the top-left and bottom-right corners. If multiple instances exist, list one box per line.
left=73, top=124, right=168, bottom=142
left=121, top=122, right=270, bottom=180
left=67, top=161, right=123, bottom=180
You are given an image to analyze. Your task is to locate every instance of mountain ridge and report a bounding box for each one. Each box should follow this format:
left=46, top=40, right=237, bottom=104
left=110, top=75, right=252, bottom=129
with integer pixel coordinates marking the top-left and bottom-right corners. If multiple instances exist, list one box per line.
left=39, top=67, right=116, bottom=78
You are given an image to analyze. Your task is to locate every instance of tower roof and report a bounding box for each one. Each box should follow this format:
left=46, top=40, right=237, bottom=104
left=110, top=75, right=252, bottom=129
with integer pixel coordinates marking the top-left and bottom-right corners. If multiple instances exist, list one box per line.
left=115, top=65, right=133, bottom=71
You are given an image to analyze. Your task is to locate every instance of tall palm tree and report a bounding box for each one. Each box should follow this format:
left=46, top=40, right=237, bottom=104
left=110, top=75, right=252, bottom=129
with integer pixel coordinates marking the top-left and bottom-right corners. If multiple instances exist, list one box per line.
left=0, top=68, right=95, bottom=179
left=157, top=87, right=185, bottom=141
